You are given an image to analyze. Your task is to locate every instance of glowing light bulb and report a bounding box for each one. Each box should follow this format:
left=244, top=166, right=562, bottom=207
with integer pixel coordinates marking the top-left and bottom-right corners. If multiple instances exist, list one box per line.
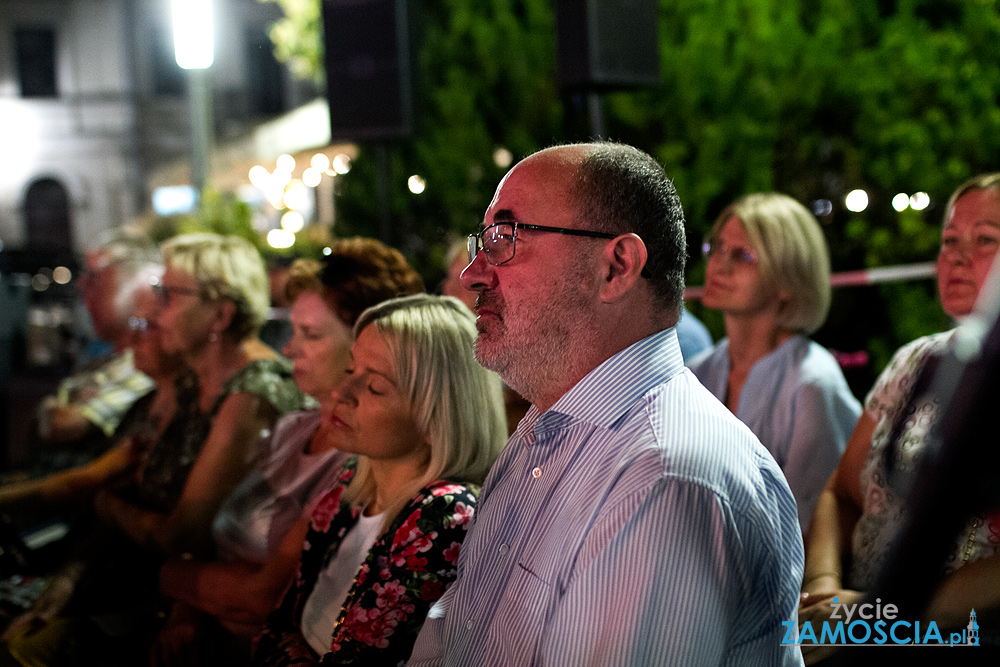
left=267, top=229, right=295, bottom=249
left=408, top=175, right=426, bottom=194
left=910, top=192, right=930, bottom=211
left=845, top=189, right=869, bottom=213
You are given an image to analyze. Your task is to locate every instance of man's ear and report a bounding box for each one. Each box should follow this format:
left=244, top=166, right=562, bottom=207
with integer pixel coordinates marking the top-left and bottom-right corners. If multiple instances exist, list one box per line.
left=599, top=233, right=648, bottom=303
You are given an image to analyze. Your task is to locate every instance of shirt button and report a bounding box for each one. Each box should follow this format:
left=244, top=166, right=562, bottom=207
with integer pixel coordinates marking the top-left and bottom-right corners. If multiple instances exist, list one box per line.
left=531, top=467, right=542, bottom=479
left=498, top=543, right=509, bottom=555
left=466, top=619, right=474, bottom=630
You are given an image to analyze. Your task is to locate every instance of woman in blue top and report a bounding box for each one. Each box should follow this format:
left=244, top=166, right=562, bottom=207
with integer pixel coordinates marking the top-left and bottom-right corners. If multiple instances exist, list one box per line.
left=689, top=193, right=861, bottom=532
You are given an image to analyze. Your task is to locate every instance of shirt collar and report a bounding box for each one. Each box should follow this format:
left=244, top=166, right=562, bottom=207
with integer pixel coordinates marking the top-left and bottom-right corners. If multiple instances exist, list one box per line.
left=524, top=327, right=684, bottom=431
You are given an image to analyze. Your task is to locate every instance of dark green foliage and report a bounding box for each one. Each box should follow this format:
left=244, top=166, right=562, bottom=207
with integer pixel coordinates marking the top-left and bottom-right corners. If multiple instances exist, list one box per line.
left=265, top=0, right=1000, bottom=392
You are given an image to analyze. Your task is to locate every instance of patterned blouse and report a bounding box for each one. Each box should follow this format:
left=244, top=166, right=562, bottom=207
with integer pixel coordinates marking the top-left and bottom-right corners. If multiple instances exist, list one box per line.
left=849, top=330, right=1000, bottom=589
left=252, top=461, right=479, bottom=666
left=129, top=357, right=310, bottom=513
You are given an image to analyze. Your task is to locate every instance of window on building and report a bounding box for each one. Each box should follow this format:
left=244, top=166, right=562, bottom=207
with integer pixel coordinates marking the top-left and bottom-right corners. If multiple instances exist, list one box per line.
left=15, top=27, right=58, bottom=98
left=24, top=178, right=73, bottom=252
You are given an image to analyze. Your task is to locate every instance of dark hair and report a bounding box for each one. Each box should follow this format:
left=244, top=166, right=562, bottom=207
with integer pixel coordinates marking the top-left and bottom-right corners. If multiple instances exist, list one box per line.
left=285, top=237, right=425, bottom=325
left=572, top=143, right=687, bottom=317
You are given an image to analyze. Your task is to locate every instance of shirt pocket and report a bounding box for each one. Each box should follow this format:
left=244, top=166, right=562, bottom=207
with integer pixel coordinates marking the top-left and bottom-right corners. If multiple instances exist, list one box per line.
left=489, top=561, right=553, bottom=664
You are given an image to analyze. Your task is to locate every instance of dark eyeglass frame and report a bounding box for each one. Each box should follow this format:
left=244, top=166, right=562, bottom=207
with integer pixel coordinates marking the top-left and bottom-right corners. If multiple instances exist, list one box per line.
left=701, top=239, right=758, bottom=266
left=468, top=221, right=651, bottom=278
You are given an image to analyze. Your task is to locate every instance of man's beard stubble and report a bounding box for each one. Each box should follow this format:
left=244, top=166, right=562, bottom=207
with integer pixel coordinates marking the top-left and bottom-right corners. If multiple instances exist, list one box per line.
left=472, top=275, right=598, bottom=407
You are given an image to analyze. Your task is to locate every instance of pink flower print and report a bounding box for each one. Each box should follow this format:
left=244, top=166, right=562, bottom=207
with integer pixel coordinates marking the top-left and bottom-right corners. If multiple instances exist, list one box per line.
left=391, top=510, right=423, bottom=550
left=412, top=535, right=433, bottom=553
left=373, top=581, right=406, bottom=610
left=450, top=502, right=474, bottom=528
left=987, top=511, right=1000, bottom=544
left=348, top=605, right=369, bottom=625
left=393, top=535, right=435, bottom=567
left=310, top=487, right=344, bottom=532
left=431, top=484, right=463, bottom=497
left=405, top=554, right=429, bottom=571
left=356, top=562, right=369, bottom=586
left=443, top=541, right=462, bottom=565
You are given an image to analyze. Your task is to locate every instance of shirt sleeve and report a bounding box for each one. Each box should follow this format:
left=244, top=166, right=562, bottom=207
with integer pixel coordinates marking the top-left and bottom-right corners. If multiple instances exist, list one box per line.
left=76, top=354, right=155, bottom=437
left=863, top=334, right=942, bottom=422
left=782, top=380, right=861, bottom=531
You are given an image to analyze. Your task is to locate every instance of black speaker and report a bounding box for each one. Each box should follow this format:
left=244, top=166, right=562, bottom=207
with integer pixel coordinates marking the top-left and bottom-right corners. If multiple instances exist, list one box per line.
left=321, top=0, right=413, bottom=141
left=555, top=0, right=660, bottom=90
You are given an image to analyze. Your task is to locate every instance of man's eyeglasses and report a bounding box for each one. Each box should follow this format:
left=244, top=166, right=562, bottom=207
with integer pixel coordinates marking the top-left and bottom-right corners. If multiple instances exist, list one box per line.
left=127, top=316, right=158, bottom=335
left=468, top=221, right=618, bottom=267
left=152, top=283, right=203, bottom=304
left=702, top=239, right=758, bottom=266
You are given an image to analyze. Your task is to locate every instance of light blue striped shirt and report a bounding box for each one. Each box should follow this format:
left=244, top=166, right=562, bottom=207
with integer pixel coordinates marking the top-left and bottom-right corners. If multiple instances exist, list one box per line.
left=409, top=328, right=804, bottom=666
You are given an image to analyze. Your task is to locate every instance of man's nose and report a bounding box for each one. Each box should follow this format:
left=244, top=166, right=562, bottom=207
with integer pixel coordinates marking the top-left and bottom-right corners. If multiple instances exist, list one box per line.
left=460, top=250, right=498, bottom=293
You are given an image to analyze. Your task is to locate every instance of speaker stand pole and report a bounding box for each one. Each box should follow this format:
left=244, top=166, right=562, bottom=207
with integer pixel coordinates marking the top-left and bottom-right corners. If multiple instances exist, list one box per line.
left=375, top=143, right=392, bottom=244
left=587, top=92, right=605, bottom=139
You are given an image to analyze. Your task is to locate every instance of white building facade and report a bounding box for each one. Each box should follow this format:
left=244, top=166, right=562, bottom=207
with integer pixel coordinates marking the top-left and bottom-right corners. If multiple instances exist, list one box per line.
left=0, top=0, right=312, bottom=265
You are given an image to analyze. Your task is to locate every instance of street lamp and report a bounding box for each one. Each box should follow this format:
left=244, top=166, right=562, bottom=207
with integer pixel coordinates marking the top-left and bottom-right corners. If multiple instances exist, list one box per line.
left=172, top=0, right=214, bottom=195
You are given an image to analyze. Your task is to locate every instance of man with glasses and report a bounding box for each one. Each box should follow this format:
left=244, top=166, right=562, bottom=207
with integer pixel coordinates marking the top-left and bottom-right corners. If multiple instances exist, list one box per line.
left=409, top=143, right=804, bottom=666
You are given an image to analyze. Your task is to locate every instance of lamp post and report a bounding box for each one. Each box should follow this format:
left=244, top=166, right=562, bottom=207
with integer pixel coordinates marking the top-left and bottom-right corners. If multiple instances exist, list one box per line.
left=172, top=0, right=214, bottom=196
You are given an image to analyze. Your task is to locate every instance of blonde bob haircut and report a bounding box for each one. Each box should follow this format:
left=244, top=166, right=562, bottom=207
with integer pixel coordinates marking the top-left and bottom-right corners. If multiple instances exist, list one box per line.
left=342, top=294, right=506, bottom=524
left=711, top=193, right=831, bottom=334
left=161, top=233, right=270, bottom=341
left=945, top=173, right=1000, bottom=223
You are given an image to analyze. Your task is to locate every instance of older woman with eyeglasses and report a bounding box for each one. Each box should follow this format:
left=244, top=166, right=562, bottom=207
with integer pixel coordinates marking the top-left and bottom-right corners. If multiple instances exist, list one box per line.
left=688, top=193, right=861, bottom=533
left=94, top=233, right=310, bottom=557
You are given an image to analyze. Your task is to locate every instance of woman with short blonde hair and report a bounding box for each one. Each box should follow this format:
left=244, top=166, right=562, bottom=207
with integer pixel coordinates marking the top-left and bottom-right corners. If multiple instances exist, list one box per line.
left=98, top=232, right=308, bottom=553
left=161, top=233, right=271, bottom=342
left=715, top=193, right=831, bottom=334
left=689, top=193, right=861, bottom=532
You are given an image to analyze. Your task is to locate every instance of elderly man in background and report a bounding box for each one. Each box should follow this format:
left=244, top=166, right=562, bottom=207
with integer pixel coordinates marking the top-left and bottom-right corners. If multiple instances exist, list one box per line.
left=409, top=142, right=804, bottom=666
left=37, top=234, right=160, bottom=448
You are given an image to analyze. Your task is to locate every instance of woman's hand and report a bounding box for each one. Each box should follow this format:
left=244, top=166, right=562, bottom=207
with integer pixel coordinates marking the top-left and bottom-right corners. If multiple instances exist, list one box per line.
left=797, top=588, right=864, bottom=665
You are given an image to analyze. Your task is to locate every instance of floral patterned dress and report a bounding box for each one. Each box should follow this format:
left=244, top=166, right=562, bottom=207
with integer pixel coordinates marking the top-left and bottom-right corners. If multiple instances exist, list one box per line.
left=849, top=330, right=1000, bottom=589
left=252, top=462, right=478, bottom=667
